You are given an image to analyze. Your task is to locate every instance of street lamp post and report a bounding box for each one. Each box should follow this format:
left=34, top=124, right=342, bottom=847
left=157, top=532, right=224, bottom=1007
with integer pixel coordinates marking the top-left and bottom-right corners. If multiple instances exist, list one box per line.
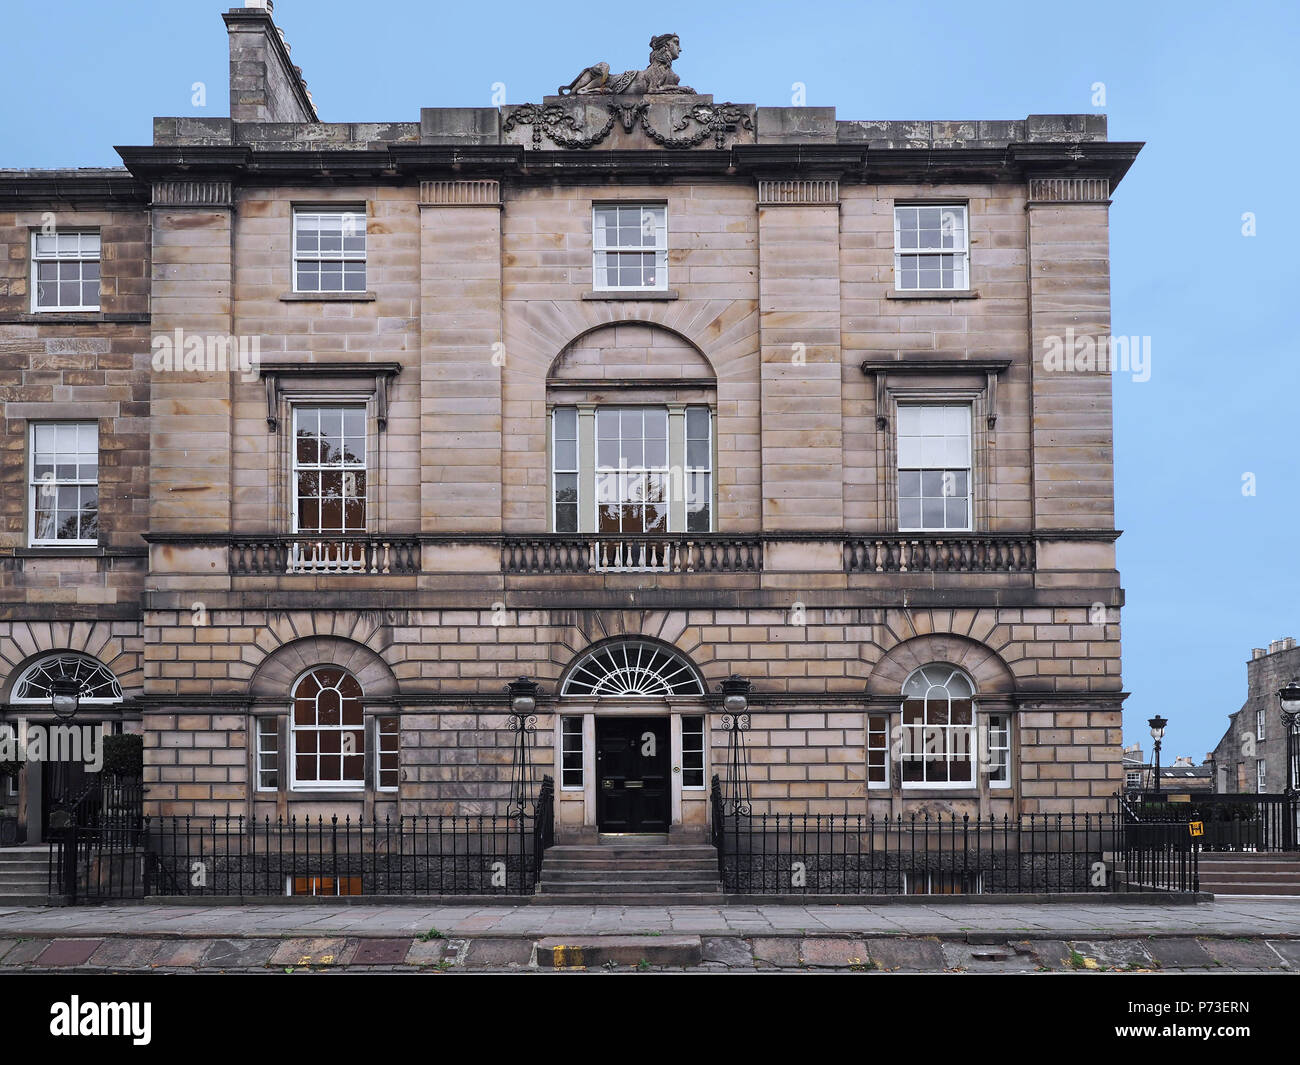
left=1278, top=683, right=1300, bottom=851
left=505, top=677, right=541, bottom=816
left=1279, top=681, right=1300, bottom=799
left=1148, top=715, right=1168, bottom=797
left=720, top=675, right=752, bottom=816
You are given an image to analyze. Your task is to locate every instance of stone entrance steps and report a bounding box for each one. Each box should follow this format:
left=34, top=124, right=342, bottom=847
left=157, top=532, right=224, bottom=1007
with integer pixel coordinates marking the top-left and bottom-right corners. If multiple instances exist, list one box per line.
left=539, top=837, right=723, bottom=904
left=0, top=846, right=53, bottom=906
left=1199, top=853, right=1300, bottom=896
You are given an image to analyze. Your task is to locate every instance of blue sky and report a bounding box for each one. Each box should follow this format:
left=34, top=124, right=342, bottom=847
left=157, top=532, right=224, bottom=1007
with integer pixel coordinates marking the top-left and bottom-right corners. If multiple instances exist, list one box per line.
left=2, top=0, right=1297, bottom=759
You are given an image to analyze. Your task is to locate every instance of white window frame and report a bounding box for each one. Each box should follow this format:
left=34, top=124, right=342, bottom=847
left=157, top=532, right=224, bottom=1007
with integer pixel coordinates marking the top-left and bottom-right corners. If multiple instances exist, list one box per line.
left=595, top=406, right=670, bottom=535
left=31, top=230, right=101, bottom=312
left=560, top=715, right=584, bottom=791
left=28, top=421, right=99, bottom=547
left=1257, top=759, right=1267, bottom=793
left=897, top=404, right=973, bottom=533
left=893, top=204, right=969, bottom=292
left=681, top=714, right=706, bottom=790
left=289, top=667, right=366, bottom=792
left=291, top=405, right=367, bottom=535
left=292, top=208, right=367, bottom=294
left=552, top=407, right=579, bottom=533
left=867, top=713, right=890, bottom=789
left=900, top=665, right=978, bottom=790
left=375, top=715, right=399, bottom=792
left=255, top=717, right=280, bottom=792
left=987, top=713, right=1011, bottom=789
left=684, top=406, right=713, bottom=534
left=1256, top=708, right=1265, bottom=741
left=592, top=203, right=668, bottom=291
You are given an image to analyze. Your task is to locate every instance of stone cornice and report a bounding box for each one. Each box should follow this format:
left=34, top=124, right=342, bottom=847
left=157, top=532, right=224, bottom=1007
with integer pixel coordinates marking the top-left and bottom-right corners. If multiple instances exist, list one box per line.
left=100, top=139, right=1142, bottom=189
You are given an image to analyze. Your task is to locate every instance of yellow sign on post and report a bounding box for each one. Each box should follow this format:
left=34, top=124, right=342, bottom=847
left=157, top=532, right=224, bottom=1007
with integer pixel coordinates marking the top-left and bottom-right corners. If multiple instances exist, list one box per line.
left=1189, top=821, right=1205, bottom=837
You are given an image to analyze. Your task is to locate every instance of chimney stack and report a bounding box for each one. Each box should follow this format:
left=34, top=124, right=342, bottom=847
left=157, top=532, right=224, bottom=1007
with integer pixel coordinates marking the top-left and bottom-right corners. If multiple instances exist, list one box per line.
left=224, top=4, right=317, bottom=124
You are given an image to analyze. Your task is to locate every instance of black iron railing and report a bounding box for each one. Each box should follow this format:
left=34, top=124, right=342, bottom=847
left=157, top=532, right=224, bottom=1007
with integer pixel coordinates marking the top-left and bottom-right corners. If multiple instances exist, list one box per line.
left=707, top=779, right=1199, bottom=895
left=52, top=777, right=556, bottom=903
left=1125, top=792, right=1297, bottom=853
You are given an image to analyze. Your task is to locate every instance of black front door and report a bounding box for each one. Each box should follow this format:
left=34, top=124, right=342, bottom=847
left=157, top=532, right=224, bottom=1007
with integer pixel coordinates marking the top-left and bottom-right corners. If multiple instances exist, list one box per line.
left=596, top=717, right=670, bottom=833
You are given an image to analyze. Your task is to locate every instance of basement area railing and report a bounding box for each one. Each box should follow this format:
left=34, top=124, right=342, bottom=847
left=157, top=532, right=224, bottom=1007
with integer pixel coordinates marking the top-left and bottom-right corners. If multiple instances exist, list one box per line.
left=51, top=777, right=556, bottom=904
left=709, top=777, right=1199, bottom=895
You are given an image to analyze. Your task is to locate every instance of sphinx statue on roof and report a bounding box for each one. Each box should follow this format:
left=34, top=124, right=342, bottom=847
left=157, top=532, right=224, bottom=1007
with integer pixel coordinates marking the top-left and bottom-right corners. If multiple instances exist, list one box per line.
left=558, top=33, right=698, bottom=96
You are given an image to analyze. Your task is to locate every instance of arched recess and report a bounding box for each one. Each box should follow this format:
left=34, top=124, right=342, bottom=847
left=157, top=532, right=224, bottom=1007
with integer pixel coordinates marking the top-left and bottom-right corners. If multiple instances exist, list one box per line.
left=866, top=633, right=1016, bottom=698
left=547, top=322, right=717, bottom=385
left=0, top=622, right=142, bottom=702
left=248, top=636, right=398, bottom=700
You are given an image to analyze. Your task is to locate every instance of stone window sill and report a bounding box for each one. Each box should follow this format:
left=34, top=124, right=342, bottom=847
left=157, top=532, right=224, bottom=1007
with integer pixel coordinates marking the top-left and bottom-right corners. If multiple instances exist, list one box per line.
left=0, top=312, right=150, bottom=324
left=887, top=290, right=979, bottom=301
left=279, top=292, right=377, bottom=302
left=582, top=289, right=679, bottom=301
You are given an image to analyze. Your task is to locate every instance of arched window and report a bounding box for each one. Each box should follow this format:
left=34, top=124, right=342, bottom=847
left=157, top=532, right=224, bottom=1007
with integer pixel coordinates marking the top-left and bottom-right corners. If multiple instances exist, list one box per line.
left=900, top=665, right=975, bottom=787
left=11, top=653, right=122, bottom=703
left=561, top=641, right=703, bottom=697
left=291, top=667, right=364, bottom=789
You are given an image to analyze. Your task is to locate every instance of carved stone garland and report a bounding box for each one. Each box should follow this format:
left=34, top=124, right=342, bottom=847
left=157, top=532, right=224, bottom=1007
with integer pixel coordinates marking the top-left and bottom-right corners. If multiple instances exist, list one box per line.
left=504, top=101, right=753, bottom=150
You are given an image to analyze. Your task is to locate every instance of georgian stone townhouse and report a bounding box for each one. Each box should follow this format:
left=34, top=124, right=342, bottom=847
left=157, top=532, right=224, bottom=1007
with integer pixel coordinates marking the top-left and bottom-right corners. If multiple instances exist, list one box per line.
left=0, top=2, right=1139, bottom=848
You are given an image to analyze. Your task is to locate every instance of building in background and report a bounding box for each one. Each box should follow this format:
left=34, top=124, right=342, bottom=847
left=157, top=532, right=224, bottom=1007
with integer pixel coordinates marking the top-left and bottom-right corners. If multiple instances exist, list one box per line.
left=1211, top=638, right=1300, bottom=795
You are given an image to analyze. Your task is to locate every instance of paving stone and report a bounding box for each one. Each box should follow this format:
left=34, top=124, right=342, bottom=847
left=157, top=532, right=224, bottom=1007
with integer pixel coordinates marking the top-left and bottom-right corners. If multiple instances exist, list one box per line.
left=701, top=936, right=754, bottom=967
left=404, top=938, right=448, bottom=966
left=1020, top=939, right=1073, bottom=970
left=35, top=939, right=102, bottom=967
left=864, top=937, right=946, bottom=970
left=1146, top=938, right=1214, bottom=969
left=535, top=936, right=701, bottom=968
left=88, top=938, right=166, bottom=969
left=1067, top=939, right=1157, bottom=971
left=201, top=938, right=279, bottom=969
left=463, top=937, right=535, bottom=969
left=0, top=940, right=17, bottom=962
left=798, top=938, right=870, bottom=968
left=269, top=937, right=353, bottom=968
left=352, top=939, right=414, bottom=966
left=751, top=937, right=801, bottom=968
left=1200, top=939, right=1288, bottom=970
left=150, top=940, right=210, bottom=967
left=0, top=939, right=50, bottom=966
left=1264, top=940, right=1300, bottom=969
left=940, top=942, right=1036, bottom=972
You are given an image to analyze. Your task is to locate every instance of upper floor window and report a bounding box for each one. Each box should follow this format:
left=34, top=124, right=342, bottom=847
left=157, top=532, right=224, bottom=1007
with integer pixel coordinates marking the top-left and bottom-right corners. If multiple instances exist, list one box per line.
left=32, top=230, right=100, bottom=311
left=897, top=405, right=971, bottom=532
left=593, top=204, right=667, bottom=291
left=29, top=422, right=98, bottom=546
left=291, top=666, right=364, bottom=790
left=1256, top=707, right=1265, bottom=741
left=293, top=406, right=366, bottom=535
left=293, top=209, right=366, bottom=293
left=893, top=205, right=968, bottom=291
left=292, top=406, right=366, bottom=571
left=551, top=405, right=713, bottom=534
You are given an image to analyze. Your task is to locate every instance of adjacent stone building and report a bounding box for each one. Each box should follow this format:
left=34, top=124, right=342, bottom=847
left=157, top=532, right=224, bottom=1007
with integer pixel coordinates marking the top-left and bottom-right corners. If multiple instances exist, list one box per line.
left=1211, top=638, right=1300, bottom=794
left=0, top=2, right=1140, bottom=847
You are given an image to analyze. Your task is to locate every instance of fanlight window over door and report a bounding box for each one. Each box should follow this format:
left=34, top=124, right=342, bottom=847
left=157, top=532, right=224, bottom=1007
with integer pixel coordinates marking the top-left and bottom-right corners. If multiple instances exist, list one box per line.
left=11, top=653, right=122, bottom=703
left=562, top=641, right=703, bottom=698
